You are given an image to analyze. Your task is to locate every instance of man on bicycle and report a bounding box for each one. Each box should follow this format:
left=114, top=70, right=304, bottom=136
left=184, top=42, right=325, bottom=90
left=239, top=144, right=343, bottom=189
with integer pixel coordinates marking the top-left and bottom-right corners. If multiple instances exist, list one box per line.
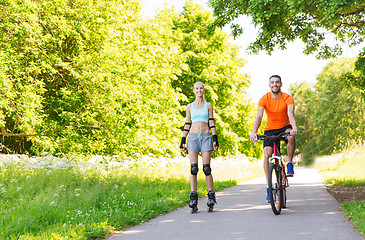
left=250, top=75, right=298, bottom=203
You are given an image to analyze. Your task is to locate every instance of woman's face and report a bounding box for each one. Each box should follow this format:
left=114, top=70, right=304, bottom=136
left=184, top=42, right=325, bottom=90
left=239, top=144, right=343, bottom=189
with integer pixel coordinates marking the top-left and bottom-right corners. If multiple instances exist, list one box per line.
left=193, top=83, right=205, bottom=97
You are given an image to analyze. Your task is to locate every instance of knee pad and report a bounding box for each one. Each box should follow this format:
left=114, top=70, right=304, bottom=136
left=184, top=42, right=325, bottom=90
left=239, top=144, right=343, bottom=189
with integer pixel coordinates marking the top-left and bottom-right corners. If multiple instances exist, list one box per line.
left=191, top=164, right=199, bottom=175
left=203, top=164, right=211, bottom=176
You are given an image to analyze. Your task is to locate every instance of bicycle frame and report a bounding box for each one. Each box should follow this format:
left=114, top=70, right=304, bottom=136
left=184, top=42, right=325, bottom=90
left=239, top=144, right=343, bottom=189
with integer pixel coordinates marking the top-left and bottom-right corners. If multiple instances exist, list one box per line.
left=271, top=142, right=288, bottom=187
left=271, top=142, right=285, bottom=170
left=257, top=132, right=290, bottom=214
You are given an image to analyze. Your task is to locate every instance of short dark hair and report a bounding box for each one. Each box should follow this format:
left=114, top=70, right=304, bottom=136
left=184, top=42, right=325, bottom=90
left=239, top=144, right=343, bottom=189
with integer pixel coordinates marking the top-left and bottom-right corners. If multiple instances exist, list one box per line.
left=269, top=75, right=281, bottom=82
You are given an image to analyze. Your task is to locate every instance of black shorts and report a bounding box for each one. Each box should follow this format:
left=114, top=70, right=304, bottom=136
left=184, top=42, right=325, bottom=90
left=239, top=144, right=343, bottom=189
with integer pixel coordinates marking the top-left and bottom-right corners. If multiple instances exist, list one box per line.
left=263, top=125, right=292, bottom=152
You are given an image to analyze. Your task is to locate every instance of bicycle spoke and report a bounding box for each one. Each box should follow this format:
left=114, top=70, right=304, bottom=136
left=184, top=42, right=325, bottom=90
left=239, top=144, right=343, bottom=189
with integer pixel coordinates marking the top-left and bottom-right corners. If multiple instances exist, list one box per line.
left=268, top=163, right=283, bottom=215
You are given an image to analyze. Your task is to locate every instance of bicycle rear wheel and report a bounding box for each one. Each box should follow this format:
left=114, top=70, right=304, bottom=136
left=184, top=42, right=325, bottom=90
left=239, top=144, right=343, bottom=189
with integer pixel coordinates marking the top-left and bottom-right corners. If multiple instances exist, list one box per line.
left=268, top=163, right=283, bottom=215
left=282, top=170, right=287, bottom=208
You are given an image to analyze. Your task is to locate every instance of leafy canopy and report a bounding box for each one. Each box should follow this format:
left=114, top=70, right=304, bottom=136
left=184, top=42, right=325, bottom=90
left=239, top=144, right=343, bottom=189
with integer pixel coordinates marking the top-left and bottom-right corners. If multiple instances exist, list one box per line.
left=0, top=0, right=261, bottom=157
left=290, top=58, right=365, bottom=165
left=209, top=0, right=365, bottom=95
left=209, top=0, right=365, bottom=59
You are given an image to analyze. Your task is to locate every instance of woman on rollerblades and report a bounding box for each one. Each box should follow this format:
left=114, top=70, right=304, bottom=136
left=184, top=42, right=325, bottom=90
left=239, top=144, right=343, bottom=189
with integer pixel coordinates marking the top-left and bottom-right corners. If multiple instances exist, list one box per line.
left=179, top=82, right=219, bottom=213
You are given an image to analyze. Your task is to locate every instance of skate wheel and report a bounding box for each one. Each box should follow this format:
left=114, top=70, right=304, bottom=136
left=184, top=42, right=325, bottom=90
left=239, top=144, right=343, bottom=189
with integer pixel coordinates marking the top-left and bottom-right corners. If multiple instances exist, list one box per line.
left=208, top=205, right=214, bottom=212
left=191, top=206, right=198, bottom=213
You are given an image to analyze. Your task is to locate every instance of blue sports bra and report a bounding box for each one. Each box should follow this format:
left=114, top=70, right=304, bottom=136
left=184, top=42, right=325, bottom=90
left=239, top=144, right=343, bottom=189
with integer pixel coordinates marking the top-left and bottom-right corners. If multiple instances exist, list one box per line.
left=191, top=101, right=209, bottom=123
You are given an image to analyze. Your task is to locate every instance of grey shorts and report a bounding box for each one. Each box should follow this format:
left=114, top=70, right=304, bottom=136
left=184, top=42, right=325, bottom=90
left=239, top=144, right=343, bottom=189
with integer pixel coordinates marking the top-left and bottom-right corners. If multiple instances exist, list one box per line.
left=187, top=133, right=213, bottom=154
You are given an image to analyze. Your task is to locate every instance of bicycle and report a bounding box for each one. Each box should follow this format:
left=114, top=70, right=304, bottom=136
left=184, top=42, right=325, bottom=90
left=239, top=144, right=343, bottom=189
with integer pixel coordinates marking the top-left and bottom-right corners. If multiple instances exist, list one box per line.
left=257, top=132, right=290, bottom=215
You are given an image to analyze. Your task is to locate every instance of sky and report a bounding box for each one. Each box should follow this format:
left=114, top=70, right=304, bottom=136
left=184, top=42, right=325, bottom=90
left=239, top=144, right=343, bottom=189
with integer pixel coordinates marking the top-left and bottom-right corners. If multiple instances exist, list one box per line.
left=139, top=0, right=362, bottom=103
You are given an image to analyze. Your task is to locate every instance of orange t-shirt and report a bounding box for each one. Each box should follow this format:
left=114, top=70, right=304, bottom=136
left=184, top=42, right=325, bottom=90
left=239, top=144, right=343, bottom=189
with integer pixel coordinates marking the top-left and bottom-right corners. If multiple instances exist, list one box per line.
left=258, top=92, right=294, bottom=131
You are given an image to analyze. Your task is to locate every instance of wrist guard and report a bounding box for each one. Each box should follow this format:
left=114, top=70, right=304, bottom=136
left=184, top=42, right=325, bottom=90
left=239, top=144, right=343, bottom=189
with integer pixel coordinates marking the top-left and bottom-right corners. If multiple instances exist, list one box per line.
left=180, top=136, right=186, bottom=149
left=212, top=135, right=219, bottom=147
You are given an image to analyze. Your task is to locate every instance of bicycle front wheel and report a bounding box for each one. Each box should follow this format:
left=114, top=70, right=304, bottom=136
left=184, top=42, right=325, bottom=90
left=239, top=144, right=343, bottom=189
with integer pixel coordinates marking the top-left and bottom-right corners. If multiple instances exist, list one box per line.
left=268, top=163, right=283, bottom=215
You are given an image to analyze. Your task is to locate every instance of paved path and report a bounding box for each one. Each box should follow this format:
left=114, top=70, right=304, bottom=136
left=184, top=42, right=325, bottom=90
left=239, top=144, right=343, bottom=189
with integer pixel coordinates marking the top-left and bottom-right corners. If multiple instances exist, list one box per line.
left=106, top=167, right=363, bottom=240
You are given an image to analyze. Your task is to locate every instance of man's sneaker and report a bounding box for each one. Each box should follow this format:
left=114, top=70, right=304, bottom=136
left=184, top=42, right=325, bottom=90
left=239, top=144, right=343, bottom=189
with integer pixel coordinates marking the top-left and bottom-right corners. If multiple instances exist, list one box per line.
left=287, top=162, right=294, bottom=177
left=266, top=187, right=270, bottom=203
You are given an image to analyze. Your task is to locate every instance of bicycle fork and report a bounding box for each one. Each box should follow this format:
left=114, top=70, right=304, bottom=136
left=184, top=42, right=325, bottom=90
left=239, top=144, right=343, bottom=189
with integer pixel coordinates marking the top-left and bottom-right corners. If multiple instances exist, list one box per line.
left=270, top=158, right=284, bottom=190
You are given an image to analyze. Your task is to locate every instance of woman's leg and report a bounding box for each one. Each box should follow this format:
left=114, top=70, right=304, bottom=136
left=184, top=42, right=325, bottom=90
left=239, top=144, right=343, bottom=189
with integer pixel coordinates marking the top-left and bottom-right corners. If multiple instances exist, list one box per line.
left=189, top=150, right=199, bottom=191
left=202, top=150, right=213, bottom=190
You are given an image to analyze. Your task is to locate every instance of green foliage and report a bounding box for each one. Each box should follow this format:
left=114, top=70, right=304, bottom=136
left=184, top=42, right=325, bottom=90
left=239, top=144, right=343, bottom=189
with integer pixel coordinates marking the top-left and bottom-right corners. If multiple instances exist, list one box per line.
left=342, top=48, right=365, bottom=97
left=290, top=58, right=365, bottom=165
left=315, top=146, right=365, bottom=236
left=0, top=0, right=259, bottom=158
left=209, top=0, right=365, bottom=96
left=314, top=145, right=365, bottom=185
left=343, top=201, right=365, bottom=236
left=165, top=2, right=260, bottom=157
left=0, top=154, right=262, bottom=239
left=209, top=0, right=365, bottom=59
left=289, top=81, right=316, bottom=154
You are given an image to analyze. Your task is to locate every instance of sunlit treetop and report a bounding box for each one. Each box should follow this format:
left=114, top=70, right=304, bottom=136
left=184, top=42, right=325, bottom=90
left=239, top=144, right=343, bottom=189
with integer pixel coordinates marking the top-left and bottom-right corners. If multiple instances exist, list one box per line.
left=209, top=0, right=365, bottom=59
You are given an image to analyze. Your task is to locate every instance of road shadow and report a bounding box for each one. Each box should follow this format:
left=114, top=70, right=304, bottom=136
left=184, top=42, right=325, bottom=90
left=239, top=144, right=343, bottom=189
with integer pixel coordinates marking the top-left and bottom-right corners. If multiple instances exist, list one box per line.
left=106, top=168, right=362, bottom=240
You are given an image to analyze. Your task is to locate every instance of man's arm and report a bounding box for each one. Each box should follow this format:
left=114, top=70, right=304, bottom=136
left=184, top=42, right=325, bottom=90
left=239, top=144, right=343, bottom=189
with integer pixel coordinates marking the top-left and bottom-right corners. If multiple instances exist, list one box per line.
left=250, top=107, right=264, bottom=143
left=287, top=104, right=298, bottom=136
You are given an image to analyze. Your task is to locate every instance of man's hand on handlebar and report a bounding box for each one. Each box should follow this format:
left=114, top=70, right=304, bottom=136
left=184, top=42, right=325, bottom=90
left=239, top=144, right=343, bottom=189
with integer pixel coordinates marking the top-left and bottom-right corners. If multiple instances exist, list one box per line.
left=250, top=132, right=258, bottom=144
left=289, top=129, right=298, bottom=136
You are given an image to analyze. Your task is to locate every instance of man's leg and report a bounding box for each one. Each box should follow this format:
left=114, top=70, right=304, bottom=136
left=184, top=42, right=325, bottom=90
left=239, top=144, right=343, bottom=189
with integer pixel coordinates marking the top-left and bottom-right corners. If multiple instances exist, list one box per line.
left=263, top=146, right=273, bottom=185
left=264, top=146, right=273, bottom=203
left=286, top=136, right=296, bottom=162
left=285, top=129, right=296, bottom=176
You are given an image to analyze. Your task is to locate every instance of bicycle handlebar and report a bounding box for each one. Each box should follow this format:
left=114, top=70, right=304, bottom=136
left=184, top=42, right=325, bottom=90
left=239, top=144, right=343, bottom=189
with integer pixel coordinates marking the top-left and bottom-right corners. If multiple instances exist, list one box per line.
left=257, top=132, right=291, bottom=142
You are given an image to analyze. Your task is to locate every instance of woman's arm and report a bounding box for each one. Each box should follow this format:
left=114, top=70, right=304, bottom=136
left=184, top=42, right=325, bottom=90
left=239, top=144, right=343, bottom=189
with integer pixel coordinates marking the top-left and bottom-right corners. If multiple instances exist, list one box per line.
left=207, top=103, right=218, bottom=150
left=180, top=104, right=191, bottom=151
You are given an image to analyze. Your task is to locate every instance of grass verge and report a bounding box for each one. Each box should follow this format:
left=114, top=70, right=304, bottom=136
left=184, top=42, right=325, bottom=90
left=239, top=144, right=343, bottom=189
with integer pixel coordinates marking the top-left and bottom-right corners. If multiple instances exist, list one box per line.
left=0, top=154, right=263, bottom=239
left=314, top=145, right=365, bottom=237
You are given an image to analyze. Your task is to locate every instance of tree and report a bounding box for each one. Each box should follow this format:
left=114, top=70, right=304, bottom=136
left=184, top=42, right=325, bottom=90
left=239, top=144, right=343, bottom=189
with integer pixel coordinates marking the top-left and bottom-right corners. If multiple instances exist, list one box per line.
left=288, top=81, right=316, bottom=154
left=342, top=50, right=365, bottom=97
left=165, top=2, right=262, bottom=157
left=290, top=58, right=364, bottom=165
left=209, top=0, right=365, bottom=111
left=0, top=0, right=185, bottom=156
left=209, top=0, right=365, bottom=59
left=313, top=58, right=364, bottom=153
left=0, top=0, right=261, bottom=158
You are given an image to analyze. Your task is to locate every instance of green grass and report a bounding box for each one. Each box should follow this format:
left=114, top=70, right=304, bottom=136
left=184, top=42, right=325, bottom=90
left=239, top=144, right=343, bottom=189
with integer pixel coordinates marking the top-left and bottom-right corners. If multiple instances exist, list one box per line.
left=314, top=145, right=365, bottom=186
left=314, top=145, right=365, bottom=236
left=0, top=154, right=263, bottom=239
left=343, top=201, right=365, bottom=236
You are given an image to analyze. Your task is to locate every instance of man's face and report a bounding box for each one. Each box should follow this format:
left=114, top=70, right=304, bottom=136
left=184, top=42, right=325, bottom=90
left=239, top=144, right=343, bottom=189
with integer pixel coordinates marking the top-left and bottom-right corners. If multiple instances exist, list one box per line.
left=269, top=77, right=282, bottom=94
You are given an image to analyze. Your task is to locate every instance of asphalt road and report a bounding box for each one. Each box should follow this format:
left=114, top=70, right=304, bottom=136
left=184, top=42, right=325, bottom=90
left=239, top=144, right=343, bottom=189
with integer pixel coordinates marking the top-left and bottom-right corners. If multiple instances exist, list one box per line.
left=106, top=167, right=363, bottom=240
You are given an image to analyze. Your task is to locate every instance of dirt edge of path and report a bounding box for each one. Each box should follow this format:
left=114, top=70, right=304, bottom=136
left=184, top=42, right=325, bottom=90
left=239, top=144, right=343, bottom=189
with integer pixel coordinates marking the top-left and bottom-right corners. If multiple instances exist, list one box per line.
left=326, top=185, right=365, bottom=203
